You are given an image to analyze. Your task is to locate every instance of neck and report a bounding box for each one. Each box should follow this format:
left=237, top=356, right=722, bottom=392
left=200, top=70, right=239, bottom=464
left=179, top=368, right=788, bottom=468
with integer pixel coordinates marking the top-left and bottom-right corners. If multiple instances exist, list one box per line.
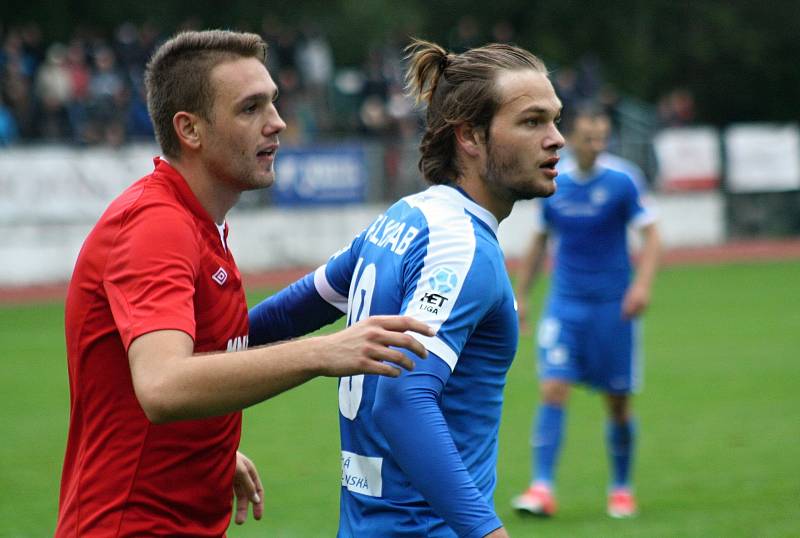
left=168, top=156, right=240, bottom=224
left=455, top=173, right=513, bottom=222
left=577, top=157, right=597, bottom=174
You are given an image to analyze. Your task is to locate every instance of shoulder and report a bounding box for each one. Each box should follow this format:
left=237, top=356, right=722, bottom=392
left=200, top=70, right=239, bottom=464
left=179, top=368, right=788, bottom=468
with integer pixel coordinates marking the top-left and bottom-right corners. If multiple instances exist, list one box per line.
left=598, top=167, right=643, bottom=196
left=470, top=237, right=505, bottom=281
left=131, top=175, right=195, bottom=221
left=113, top=176, right=200, bottom=253
left=598, top=153, right=648, bottom=190
left=401, top=189, right=481, bottom=249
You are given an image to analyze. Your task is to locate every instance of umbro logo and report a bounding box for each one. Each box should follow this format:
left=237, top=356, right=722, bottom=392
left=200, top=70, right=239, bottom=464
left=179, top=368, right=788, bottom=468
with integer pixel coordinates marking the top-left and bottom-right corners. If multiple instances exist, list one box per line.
left=212, top=267, right=228, bottom=286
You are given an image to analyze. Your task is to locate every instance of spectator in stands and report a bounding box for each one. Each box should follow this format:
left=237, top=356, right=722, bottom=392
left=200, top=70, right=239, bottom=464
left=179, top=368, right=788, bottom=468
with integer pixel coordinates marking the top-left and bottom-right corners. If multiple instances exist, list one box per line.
left=0, top=94, right=19, bottom=145
left=658, top=87, right=695, bottom=127
left=2, top=56, right=37, bottom=139
left=449, top=15, right=483, bottom=52
left=86, top=46, right=127, bottom=145
left=34, top=43, right=73, bottom=139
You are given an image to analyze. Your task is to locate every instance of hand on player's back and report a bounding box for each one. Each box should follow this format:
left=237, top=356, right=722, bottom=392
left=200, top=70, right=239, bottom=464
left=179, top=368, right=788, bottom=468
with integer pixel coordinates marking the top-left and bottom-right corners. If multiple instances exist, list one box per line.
left=318, top=316, right=434, bottom=378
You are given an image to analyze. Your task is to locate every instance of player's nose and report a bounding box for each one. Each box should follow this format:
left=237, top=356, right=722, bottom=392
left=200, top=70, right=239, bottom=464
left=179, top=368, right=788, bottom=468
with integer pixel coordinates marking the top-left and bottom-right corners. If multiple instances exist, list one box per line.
left=264, top=104, right=287, bottom=136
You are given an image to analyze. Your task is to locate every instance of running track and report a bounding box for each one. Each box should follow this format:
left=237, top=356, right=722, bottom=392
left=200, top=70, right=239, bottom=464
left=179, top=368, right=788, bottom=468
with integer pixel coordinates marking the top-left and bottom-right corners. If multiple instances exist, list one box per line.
left=2, top=238, right=799, bottom=304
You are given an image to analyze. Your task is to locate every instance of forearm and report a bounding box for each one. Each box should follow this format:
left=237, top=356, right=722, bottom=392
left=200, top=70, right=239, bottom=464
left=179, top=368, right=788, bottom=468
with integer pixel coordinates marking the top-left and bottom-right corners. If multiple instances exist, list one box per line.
left=132, top=334, right=326, bottom=423
left=632, top=224, right=661, bottom=290
left=373, top=365, right=502, bottom=538
left=516, top=233, right=547, bottom=296
left=131, top=317, right=432, bottom=424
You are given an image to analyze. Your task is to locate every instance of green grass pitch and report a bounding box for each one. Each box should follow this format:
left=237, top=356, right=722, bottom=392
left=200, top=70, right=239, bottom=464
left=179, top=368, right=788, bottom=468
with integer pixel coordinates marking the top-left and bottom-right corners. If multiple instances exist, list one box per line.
left=1, top=260, right=798, bottom=537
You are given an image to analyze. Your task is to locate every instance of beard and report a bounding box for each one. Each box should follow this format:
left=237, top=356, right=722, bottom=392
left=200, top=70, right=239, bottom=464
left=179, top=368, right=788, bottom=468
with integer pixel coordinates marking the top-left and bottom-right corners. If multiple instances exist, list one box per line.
left=205, top=141, right=274, bottom=192
left=483, top=140, right=555, bottom=203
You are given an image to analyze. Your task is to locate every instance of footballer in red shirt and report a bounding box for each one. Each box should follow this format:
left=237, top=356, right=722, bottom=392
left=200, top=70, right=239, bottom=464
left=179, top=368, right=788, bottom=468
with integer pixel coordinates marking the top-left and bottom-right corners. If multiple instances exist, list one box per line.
left=58, top=158, right=248, bottom=536
left=55, top=30, right=432, bottom=537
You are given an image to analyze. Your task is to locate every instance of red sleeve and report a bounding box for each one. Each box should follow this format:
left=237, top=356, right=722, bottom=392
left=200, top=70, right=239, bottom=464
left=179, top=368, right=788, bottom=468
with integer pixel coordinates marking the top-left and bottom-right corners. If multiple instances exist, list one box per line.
left=104, top=202, right=199, bottom=350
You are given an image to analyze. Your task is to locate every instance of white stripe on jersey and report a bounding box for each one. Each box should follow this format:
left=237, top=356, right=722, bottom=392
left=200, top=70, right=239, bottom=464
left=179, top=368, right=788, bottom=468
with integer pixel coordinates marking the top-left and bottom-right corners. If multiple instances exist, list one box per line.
left=411, top=333, right=458, bottom=370
left=403, top=187, right=479, bottom=371
left=314, top=264, right=349, bottom=313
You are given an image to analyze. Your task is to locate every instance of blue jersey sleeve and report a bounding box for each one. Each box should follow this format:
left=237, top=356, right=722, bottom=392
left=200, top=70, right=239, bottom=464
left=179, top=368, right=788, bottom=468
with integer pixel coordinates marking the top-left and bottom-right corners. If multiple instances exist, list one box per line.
left=623, top=173, right=658, bottom=229
left=248, top=271, right=342, bottom=346
left=372, top=351, right=503, bottom=538
left=620, top=173, right=650, bottom=227
left=248, top=231, right=367, bottom=345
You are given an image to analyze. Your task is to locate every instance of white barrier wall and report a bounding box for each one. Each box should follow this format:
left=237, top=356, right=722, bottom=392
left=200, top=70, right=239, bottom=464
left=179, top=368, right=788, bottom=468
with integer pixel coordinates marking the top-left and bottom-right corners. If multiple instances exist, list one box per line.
left=0, top=145, right=726, bottom=287
left=0, top=193, right=725, bottom=287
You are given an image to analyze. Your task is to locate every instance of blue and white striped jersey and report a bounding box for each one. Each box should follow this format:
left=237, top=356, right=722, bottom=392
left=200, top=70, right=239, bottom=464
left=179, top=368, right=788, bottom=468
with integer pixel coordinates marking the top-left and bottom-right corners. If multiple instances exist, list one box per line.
left=315, top=184, right=517, bottom=537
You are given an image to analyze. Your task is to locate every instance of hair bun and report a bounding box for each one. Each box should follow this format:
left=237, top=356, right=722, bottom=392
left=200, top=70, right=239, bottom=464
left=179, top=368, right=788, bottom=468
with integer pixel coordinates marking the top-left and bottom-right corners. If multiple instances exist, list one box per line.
left=438, top=54, right=449, bottom=72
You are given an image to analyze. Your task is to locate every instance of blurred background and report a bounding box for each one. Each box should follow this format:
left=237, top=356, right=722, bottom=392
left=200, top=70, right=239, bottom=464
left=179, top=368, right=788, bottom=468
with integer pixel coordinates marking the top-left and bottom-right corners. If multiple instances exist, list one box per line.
left=1, top=3, right=799, bottom=537
left=1, top=0, right=799, bottom=289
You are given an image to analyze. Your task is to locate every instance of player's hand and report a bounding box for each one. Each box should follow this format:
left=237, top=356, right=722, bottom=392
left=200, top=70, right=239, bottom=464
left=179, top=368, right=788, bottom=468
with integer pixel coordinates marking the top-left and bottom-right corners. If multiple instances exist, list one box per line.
left=622, top=282, right=650, bottom=319
left=319, top=316, right=434, bottom=377
left=233, top=451, right=264, bottom=525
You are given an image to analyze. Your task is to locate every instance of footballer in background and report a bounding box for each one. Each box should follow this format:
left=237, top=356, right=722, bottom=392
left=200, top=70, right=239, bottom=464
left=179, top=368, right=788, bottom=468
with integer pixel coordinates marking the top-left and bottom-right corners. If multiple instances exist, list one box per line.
left=512, top=102, right=661, bottom=519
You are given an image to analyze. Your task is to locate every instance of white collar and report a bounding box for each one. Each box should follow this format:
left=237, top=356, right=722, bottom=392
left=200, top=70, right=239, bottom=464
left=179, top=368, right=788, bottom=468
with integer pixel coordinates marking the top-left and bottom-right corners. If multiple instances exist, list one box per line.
left=426, top=184, right=499, bottom=234
left=216, top=222, right=227, bottom=251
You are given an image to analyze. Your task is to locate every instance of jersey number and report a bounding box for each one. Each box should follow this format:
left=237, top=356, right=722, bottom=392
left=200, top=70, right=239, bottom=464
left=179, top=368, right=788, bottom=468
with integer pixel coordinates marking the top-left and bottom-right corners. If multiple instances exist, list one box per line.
left=339, top=259, right=376, bottom=420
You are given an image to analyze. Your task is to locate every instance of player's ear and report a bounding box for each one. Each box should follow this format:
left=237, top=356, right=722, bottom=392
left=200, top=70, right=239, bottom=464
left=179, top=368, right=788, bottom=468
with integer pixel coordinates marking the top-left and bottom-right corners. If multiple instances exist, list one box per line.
left=173, top=111, right=202, bottom=151
left=454, top=122, right=485, bottom=158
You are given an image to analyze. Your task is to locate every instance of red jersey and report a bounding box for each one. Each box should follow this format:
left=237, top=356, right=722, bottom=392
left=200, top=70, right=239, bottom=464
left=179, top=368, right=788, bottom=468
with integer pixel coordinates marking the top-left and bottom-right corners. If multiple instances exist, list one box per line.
left=56, top=158, right=249, bottom=537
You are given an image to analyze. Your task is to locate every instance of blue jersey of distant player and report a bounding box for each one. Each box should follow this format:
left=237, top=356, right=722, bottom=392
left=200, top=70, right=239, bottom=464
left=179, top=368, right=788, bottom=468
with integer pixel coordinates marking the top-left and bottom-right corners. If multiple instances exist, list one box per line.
left=543, top=160, right=656, bottom=301
left=534, top=160, right=656, bottom=393
left=250, top=184, right=515, bottom=537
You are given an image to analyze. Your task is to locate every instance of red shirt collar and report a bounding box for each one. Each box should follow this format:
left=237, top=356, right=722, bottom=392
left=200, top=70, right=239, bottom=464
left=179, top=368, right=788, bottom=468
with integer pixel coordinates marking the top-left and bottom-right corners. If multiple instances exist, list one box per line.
left=151, top=157, right=224, bottom=234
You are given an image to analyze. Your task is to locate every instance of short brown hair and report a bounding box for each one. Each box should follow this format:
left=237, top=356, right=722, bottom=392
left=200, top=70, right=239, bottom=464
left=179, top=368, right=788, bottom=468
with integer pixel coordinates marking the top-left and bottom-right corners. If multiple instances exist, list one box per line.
left=144, top=30, right=267, bottom=158
left=405, top=38, right=547, bottom=185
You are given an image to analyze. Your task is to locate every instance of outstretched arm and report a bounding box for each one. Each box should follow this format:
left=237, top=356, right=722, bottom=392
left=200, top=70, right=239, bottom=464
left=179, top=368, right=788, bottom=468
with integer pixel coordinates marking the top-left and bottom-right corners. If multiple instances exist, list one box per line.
left=128, top=315, right=433, bottom=424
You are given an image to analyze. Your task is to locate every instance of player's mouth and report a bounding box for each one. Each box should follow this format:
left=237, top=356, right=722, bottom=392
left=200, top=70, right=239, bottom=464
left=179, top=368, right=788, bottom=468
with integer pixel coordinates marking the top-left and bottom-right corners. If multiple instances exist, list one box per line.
left=256, top=143, right=279, bottom=163
left=539, top=156, right=559, bottom=179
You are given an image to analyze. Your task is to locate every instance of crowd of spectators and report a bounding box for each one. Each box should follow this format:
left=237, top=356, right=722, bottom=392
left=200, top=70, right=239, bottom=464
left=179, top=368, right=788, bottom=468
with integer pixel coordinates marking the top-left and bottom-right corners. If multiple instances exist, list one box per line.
left=1, top=18, right=670, bottom=150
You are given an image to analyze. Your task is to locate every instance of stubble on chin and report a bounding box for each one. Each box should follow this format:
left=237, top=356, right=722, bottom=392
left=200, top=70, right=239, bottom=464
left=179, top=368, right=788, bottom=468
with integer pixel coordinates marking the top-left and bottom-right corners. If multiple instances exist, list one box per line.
left=485, top=150, right=554, bottom=202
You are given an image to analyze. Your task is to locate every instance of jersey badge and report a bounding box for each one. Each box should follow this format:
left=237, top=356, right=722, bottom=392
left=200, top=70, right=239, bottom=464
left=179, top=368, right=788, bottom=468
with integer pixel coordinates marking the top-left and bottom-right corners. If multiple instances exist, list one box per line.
left=591, top=187, right=609, bottom=206
left=428, top=267, right=458, bottom=294
left=212, top=267, right=228, bottom=286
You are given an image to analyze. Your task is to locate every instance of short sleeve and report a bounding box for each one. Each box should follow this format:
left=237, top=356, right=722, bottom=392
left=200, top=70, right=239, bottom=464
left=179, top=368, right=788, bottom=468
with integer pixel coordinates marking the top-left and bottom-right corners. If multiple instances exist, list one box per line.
left=624, top=174, right=658, bottom=229
left=104, top=203, right=198, bottom=350
left=400, top=212, right=496, bottom=371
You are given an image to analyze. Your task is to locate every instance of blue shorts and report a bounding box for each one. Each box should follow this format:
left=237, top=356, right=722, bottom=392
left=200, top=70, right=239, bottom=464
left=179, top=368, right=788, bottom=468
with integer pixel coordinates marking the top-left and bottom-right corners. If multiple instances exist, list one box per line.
left=536, top=295, right=642, bottom=394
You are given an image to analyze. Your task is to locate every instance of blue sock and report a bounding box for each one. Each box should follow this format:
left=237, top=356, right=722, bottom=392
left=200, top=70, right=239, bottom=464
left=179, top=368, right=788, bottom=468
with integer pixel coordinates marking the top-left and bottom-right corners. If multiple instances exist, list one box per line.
left=532, top=403, right=565, bottom=486
left=607, top=418, right=636, bottom=489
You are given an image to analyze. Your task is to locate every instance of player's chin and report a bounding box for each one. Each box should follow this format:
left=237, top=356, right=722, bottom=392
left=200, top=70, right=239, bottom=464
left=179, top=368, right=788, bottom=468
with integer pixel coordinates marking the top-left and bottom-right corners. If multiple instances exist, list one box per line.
left=242, top=170, right=275, bottom=191
left=526, top=175, right=557, bottom=198
left=541, top=178, right=557, bottom=196
left=257, top=167, right=276, bottom=186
